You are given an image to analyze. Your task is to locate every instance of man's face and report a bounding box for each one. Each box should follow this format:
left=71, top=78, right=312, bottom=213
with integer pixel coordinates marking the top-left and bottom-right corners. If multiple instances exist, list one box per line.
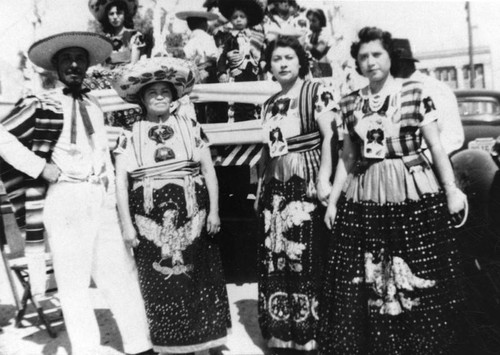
left=54, top=47, right=89, bottom=87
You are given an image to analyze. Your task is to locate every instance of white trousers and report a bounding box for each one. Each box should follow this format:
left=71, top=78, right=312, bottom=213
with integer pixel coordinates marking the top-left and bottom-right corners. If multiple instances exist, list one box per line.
left=43, top=181, right=151, bottom=355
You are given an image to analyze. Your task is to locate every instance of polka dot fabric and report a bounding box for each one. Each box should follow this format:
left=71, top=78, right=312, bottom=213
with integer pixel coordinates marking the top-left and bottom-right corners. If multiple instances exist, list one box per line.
left=258, top=175, right=330, bottom=351
left=318, top=192, right=466, bottom=355
left=130, top=180, right=231, bottom=352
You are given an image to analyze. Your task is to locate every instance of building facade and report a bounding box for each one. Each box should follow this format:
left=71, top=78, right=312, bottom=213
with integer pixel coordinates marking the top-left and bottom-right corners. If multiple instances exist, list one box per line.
left=415, top=46, right=497, bottom=90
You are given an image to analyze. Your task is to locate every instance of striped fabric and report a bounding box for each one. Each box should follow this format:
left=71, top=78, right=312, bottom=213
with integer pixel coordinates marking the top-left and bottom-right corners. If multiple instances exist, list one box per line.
left=340, top=80, right=426, bottom=158
left=0, top=93, right=65, bottom=244
left=260, top=80, right=323, bottom=184
left=214, top=144, right=263, bottom=167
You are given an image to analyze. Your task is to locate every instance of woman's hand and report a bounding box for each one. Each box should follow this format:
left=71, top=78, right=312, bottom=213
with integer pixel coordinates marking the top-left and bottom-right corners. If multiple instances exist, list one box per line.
left=122, top=223, right=139, bottom=248
left=316, top=177, right=331, bottom=207
left=324, top=203, right=337, bottom=230
left=446, top=186, right=467, bottom=215
left=206, top=211, right=221, bottom=236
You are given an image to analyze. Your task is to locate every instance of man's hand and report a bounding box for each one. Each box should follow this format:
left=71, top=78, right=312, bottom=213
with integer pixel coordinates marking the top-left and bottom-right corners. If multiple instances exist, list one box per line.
left=40, top=163, right=60, bottom=183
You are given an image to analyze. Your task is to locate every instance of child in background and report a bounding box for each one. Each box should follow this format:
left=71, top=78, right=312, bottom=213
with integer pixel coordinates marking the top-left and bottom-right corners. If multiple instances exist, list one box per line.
left=176, top=10, right=220, bottom=124
left=217, top=0, right=266, bottom=122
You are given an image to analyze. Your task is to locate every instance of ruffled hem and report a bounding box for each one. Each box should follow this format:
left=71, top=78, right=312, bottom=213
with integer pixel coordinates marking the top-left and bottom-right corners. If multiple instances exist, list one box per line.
left=344, top=158, right=441, bottom=203
left=153, top=333, right=229, bottom=353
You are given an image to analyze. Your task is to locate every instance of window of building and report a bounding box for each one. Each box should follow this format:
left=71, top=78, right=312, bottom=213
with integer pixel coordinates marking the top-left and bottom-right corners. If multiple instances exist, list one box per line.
left=435, top=66, right=457, bottom=89
left=462, top=64, right=485, bottom=89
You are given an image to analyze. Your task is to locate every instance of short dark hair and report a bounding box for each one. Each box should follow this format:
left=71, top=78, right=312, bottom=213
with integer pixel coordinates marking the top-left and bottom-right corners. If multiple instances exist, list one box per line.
left=138, top=81, right=178, bottom=113
left=350, top=26, right=393, bottom=76
left=186, top=17, right=208, bottom=31
left=264, top=36, right=309, bottom=79
left=101, top=1, right=135, bottom=34
left=306, top=8, right=327, bottom=28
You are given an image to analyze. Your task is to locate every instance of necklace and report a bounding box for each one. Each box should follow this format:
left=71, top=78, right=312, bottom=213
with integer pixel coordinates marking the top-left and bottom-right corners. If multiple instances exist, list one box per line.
left=368, top=93, right=386, bottom=112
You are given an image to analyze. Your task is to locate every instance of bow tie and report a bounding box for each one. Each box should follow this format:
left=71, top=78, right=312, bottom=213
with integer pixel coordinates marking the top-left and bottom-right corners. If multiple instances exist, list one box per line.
left=63, top=86, right=94, bottom=144
left=63, top=87, right=90, bottom=100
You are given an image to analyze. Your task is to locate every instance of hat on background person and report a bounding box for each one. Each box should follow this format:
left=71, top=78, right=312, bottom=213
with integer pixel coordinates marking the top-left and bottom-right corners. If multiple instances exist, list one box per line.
left=110, top=57, right=200, bottom=103
left=391, top=38, right=419, bottom=62
left=88, top=0, right=138, bottom=23
left=28, top=31, right=113, bottom=71
left=218, top=0, right=267, bottom=27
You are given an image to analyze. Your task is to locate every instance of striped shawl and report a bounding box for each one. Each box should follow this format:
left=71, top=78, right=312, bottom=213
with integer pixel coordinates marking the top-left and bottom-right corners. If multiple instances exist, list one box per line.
left=0, top=92, right=64, bottom=247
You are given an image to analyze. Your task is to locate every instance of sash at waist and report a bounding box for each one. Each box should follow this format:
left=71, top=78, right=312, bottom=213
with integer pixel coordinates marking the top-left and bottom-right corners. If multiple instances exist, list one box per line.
left=287, top=131, right=321, bottom=153
left=130, top=160, right=201, bottom=180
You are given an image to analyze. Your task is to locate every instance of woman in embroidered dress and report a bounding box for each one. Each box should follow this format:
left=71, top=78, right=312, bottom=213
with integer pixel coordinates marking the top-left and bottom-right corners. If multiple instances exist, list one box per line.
left=254, top=35, right=341, bottom=355
left=111, top=57, right=231, bottom=355
left=319, top=27, right=467, bottom=354
left=86, top=0, right=145, bottom=129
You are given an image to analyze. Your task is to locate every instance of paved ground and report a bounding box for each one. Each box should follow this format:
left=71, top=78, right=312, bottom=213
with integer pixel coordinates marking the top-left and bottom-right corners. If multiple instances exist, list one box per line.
left=0, top=270, right=269, bottom=355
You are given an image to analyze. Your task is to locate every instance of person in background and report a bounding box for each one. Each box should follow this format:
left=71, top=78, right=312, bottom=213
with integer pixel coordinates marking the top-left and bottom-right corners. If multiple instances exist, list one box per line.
left=86, top=0, right=146, bottom=129
left=0, top=31, right=154, bottom=355
left=111, top=57, right=231, bottom=355
left=320, top=27, right=467, bottom=354
left=264, top=0, right=309, bottom=45
left=305, top=8, right=332, bottom=78
left=255, top=35, right=341, bottom=355
left=217, top=0, right=266, bottom=122
left=391, top=38, right=464, bottom=155
left=176, top=10, right=220, bottom=124
left=89, top=0, right=144, bottom=67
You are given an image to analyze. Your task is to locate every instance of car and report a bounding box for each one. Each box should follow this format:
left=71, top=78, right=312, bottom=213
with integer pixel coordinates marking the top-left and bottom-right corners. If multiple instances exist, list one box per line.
left=454, top=89, right=500, bottom=153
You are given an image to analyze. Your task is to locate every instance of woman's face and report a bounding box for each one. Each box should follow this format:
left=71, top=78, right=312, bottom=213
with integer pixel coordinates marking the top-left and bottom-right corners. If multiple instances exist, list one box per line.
left=270, top=46, right=300, bottom=85
left=308, top=14, right=321, bottom=32
left=357, top=39, right=391, bottom=84
left=107, top=5, right=125, bottom=29
left=142, top=82, right=174, bottom=116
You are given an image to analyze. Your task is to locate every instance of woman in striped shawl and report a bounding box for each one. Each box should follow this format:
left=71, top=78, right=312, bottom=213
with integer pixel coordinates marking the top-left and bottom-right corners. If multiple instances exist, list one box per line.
left=319, top=27, right=468, bottom=354
left=254, top=35, right=341, bottom=354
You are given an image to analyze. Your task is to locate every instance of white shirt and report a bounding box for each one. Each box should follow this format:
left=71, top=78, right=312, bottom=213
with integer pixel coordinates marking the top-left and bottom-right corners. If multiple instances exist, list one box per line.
left=183, top=29, right=218, bottom=63
left=412, top=71, right=464, bottom=155
left=51, top=89, right=113, bottom=185
left=0, top=124, right=46, bottom=178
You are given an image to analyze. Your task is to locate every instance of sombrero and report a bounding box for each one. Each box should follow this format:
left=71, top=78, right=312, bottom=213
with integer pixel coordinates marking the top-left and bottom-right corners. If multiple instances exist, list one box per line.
left=110, top=57, right=200, bottom=103
left=218, top=0, right=266, bottom=27
left=176, top=11, right=218, bottom=21
left=28, top=31, right=113, bottom=71
left=88, top=0, right=138, bottom=23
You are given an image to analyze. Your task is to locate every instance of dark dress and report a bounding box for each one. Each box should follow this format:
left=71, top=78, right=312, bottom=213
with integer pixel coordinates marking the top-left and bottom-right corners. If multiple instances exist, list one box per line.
left=115, top=111, right=231, bottom=353
left=258, top=80, right=339, bottom=351
left=318, top=78, right=466, bottom=355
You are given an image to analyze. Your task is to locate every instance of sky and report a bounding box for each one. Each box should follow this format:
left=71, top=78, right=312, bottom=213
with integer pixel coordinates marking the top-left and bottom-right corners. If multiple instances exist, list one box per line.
left=0, top=0, right=498, bottom=69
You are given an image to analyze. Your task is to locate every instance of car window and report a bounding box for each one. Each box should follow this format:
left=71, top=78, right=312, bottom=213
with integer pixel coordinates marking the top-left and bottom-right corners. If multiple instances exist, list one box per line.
left=458, top=97, right=500, bottom=116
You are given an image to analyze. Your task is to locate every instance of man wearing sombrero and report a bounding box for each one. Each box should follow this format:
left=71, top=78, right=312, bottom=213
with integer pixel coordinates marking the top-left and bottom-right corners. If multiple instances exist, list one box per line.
left=0, top=31, right=155, bottom=355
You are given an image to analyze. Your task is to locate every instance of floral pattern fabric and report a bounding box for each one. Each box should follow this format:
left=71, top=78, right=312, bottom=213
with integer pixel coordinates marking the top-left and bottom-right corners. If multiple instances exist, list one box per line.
left=257, top=81, right=339, bottom=352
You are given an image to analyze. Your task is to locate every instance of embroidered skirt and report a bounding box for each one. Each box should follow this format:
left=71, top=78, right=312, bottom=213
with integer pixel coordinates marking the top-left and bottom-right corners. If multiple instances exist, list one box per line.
left=129, top=176, right=231, bottom=353
left=318, top=158, right=466, bottom=355
left=258, top=157, right=330, bottom=351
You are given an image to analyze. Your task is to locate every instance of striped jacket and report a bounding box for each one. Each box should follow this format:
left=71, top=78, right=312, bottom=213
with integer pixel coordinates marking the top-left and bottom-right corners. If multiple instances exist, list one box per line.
left=0, top=91, right=66, bottom=247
